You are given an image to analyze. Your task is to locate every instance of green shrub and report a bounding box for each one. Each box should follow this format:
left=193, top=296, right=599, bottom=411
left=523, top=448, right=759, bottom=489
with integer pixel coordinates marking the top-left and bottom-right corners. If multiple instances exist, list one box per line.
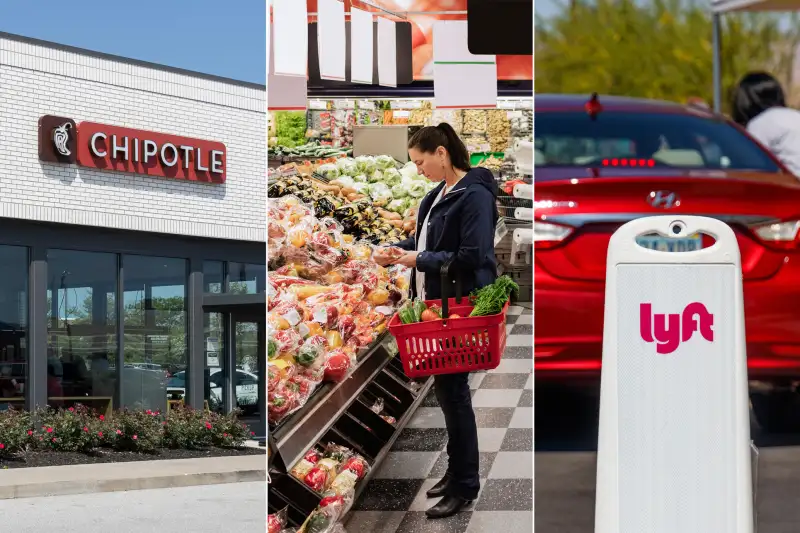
left=110, top=409, right=163, bottom=453
left=162, top=406, right=213, bottom=450
left=0, top=408, right=31, bottom=457
left=35, top=405, right=104, bottom=453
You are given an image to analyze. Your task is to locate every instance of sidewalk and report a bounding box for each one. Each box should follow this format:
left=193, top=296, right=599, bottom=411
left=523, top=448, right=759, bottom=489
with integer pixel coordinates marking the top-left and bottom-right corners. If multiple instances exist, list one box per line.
left=0, top=453, right=266, bottom=500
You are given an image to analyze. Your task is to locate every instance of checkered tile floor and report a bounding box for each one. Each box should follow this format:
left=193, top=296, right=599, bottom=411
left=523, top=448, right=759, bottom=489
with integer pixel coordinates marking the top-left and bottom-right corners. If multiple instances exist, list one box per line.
left=345, top=304, right=533, bottom=532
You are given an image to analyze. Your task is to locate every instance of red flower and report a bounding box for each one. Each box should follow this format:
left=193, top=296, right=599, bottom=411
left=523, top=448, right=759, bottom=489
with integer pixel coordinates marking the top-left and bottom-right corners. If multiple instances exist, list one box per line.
left=250, top=431, right=255, bottom=436
left=116, top=429, right=122, bottom=435
left=68, top=407, right=74, bottom=412
left=99, top=415, right=105, bottom=421
left=83, top=427, right=89, bottom=432
left=205, top=422, right=212, bottom=430
left=146, top=410, right=152, bottom=415
left=52, top=438, right=56, bottom=443
left=0, top=443, right=5, bottom=450
left=98, top=432, right=103, bottom=437
left=162, top=421, right=167, bottom=426
left=46, top=427, right=53, bottom=433
left=26, top=430, right=32, bottom=436
left=133, top=435, right=138, bottom=440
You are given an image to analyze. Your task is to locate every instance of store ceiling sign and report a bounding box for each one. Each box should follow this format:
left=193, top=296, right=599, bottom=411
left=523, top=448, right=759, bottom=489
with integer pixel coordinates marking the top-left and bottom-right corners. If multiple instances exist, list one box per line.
left=38, top=116, right=226, bottom=184
left=316, top=0, right=346, bottom=81
left=433, top=21, right=497, bottom=109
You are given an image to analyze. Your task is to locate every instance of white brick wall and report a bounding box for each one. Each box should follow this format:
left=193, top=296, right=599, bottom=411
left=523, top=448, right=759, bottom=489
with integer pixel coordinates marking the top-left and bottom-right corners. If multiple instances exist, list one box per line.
left=0, top=34, right=265, bottom=242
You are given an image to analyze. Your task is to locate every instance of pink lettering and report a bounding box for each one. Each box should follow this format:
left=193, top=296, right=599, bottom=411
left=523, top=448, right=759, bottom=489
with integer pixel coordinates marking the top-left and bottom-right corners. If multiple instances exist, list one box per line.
left=639, top=302, right=714, bottom=354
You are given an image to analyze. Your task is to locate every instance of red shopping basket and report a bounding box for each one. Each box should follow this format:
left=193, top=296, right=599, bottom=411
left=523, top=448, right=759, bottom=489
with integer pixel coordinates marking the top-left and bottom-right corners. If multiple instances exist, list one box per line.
left=387, top=263, right=509, bottom=378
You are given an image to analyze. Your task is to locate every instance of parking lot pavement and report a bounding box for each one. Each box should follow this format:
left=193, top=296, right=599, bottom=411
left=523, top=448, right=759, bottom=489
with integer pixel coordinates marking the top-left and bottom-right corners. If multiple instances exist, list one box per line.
left=0, top=482, right=265, bottom=533
left=535, top=384, right=800, bottom=533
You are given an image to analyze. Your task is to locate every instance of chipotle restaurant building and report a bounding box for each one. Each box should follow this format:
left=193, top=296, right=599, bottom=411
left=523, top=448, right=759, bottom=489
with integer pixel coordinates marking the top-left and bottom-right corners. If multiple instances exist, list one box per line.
left=0, top=32, right=267, bottom=434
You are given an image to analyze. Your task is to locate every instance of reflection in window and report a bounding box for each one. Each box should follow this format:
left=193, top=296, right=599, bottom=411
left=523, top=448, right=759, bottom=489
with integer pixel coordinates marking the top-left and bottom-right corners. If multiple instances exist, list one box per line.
left=0, top=246, right=28, bottom=403
left=228, top=262, right=265, bottom=294
left=122, top=255, right=186, bottom=412
left=235, top=321, right=260, bottom=421
left=46, top=250, right=117, bottom=412
left=203, top=261, right=223, bottom=294
left=204, top=312, right=224, bottom=412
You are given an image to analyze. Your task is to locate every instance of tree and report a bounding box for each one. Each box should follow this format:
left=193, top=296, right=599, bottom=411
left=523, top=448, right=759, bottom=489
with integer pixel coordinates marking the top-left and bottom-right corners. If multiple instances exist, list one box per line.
left=535, top=0, right=800, bottom=111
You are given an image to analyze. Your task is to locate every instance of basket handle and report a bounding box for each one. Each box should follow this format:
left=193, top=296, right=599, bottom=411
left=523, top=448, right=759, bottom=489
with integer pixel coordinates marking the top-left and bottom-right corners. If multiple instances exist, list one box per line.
left=440, top=259, right=463, bottom=319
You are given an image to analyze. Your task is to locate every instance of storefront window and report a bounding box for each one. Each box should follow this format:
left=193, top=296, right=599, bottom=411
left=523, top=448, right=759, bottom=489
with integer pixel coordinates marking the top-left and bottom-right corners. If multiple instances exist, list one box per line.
left=228, top=262, right=265, bottom=294
left=46, top=250, right=117, bottom=413
left=122, top=255, right=186, bottom=412
left=0, top=246, right=28, bottom=407
left=234, top=320, right=260, bottom=427
left=203, top=311, right=224, bottom=412
left=203, top=261, right=223, bottom=294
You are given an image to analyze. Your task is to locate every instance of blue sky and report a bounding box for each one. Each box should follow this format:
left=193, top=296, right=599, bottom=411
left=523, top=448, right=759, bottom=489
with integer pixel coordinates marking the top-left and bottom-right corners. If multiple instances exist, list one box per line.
left=1, top=0, right=266, bottom=85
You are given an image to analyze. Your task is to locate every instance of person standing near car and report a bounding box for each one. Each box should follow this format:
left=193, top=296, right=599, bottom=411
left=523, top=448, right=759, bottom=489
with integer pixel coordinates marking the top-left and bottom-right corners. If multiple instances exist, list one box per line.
left=374, top=123, right=499, bottom=519
left=732, top=71, right=800, bottom=176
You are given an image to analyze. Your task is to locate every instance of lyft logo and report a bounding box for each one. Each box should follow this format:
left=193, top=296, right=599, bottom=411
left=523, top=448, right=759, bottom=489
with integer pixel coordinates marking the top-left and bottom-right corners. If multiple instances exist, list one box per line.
left=640, top=302, right=714, bottom=354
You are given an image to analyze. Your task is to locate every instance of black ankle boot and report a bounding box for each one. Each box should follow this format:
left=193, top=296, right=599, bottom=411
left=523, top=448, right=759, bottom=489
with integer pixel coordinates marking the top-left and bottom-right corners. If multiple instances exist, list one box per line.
left=425, top=494, right=472, bottom=519
left=426, top=476, right=450, bottom=498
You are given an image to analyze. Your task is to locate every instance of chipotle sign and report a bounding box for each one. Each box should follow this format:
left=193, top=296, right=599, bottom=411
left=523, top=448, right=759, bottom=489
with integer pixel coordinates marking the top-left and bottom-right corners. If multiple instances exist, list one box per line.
left=38, top=115, right=226, bottom=183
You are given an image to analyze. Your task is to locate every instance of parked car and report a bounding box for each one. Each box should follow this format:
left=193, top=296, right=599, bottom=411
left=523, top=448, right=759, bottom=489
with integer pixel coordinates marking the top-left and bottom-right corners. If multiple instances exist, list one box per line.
left=535, top=94, right=800, bottom=432
left=167, top=368, right=258, bottom=413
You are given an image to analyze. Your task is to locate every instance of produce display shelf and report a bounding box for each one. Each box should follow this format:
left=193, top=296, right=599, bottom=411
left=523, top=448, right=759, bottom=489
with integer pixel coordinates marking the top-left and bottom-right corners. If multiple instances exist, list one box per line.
left=470, top=151, right=505, bottom=166
left=268, top=334, right=432, bottom=527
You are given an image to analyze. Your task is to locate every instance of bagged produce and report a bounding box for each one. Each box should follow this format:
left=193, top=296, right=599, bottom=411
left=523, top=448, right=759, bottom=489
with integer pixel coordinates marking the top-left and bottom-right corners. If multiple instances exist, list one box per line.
left=322, top=442, right=353, bottom=463
left=290, top=447, right=323, bottom=480
left=268, top=384, right=298, bottom=423
left=303, top=457, right=340, bottom=492
left=268, top=508, right=288, bottom=533
left=273, top=328, right=303, bottom=354
left=295, top=340, right=323, bottom=368
left=323, top=350, right=352, bottom=382
left=340, top=454, right=370, bottom=480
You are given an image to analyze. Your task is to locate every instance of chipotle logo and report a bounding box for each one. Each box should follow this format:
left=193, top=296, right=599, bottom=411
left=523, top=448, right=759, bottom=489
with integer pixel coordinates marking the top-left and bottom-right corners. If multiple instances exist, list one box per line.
left=38, top=115, right=226, bottom=183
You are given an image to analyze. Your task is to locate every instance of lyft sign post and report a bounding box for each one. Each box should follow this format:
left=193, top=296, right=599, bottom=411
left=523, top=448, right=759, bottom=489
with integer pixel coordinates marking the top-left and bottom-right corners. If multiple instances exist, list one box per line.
left=595, top=216, right=754, bottom=533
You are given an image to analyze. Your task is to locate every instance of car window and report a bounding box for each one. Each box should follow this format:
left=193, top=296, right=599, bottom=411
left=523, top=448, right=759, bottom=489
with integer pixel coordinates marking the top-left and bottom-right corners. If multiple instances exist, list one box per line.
left=168, top=372, right=185, bottom=388
left=535, top=111, right=781, bottom=173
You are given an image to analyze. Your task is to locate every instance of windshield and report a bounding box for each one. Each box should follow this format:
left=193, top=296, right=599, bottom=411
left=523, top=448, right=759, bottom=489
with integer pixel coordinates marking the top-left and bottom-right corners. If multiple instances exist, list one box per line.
left=535, top=111, right=781, bottom=173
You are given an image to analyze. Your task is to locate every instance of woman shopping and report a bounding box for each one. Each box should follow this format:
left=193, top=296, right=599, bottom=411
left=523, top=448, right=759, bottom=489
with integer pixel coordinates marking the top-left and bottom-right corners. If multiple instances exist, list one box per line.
left=374, top=123, right=499, bottom=519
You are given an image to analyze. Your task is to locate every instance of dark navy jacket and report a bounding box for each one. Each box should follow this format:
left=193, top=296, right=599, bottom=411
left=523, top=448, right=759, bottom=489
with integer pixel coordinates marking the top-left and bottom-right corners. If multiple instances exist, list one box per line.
left=395, top=167, right=499, bottom=301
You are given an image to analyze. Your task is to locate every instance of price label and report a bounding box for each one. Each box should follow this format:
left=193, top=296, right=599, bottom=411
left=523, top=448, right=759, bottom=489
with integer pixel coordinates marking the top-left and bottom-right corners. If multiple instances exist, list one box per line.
left=394, top=110, right=410, bottom=118
left=498, top=100, right=516, bottom=109
left=334, top=99, right=355, bottom=109
left=308, top=99, right=328, bottom=110
left=358, top=100, right=375, bottom=110
left=519, top=100, right=533, bottom=109
left=384, top=337, right=399, bottom=356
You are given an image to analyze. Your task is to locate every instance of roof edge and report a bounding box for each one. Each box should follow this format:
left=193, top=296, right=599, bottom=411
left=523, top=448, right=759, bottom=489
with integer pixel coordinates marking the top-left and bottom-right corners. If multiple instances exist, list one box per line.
left=0, top=31, right=265, bottom=91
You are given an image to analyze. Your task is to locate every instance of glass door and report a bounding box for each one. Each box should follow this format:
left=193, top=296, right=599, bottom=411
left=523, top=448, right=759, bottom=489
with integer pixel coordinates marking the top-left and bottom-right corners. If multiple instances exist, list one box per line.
left=231, top=318, right=264, bottom=436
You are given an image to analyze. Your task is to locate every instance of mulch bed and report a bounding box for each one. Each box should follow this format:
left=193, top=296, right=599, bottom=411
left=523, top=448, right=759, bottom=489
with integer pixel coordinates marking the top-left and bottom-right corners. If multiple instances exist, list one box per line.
left=0, top=446, right=265, bottom=469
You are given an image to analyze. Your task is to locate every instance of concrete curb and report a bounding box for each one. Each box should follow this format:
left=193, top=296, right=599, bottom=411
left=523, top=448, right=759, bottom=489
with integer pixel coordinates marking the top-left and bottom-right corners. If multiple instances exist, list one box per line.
left=0, top=454, right=266, bottom=500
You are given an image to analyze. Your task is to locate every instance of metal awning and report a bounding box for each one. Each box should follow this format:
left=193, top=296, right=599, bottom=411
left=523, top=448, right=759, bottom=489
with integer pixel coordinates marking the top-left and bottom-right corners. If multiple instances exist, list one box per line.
left=202, top=293, right=265, bottom=321
left=710, top=0, right=800, bottom=112
left=712, top=0, right=800, bottom=11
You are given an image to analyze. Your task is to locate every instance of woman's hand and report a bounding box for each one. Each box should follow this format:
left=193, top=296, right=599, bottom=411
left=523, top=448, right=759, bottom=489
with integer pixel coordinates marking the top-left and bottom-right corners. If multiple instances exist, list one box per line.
left=372, top=247, right=394, bottom=267
left=392, top=251, right=419, bottom=268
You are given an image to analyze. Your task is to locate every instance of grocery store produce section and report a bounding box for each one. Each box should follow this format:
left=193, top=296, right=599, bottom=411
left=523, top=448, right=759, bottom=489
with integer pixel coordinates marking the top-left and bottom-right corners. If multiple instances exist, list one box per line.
left=267, top=98, right=533, bottom=532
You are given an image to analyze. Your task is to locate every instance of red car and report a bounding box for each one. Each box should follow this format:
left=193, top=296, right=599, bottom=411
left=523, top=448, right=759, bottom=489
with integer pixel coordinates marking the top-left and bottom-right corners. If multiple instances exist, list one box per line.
left=535, top=94, right=800, bottom=432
